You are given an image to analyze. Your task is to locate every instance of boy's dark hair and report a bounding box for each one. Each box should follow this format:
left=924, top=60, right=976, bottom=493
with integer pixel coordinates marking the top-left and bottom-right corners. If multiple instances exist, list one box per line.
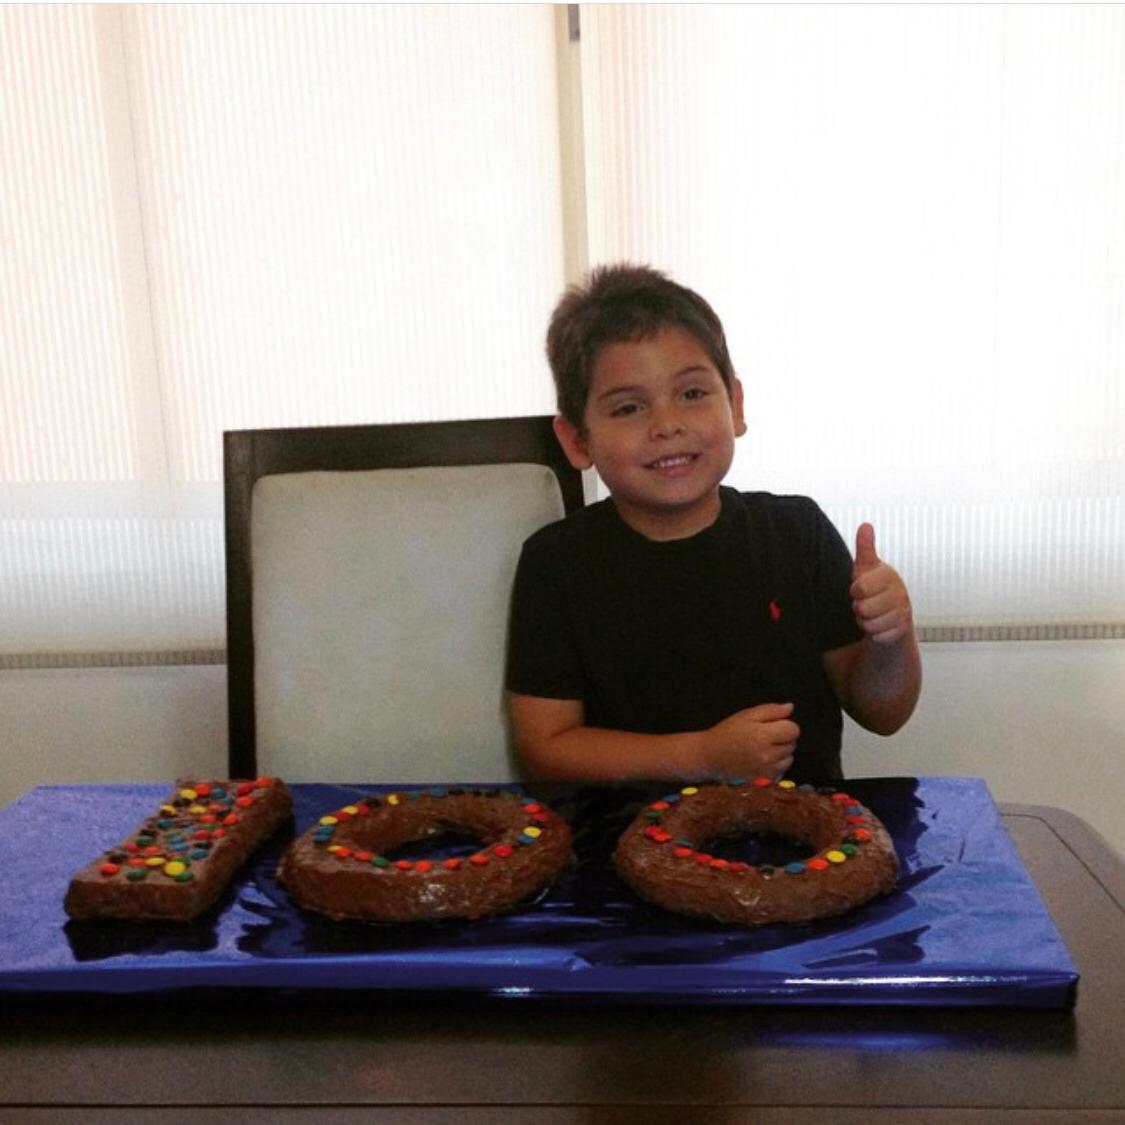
left=545, top=263, right=736, bottom=430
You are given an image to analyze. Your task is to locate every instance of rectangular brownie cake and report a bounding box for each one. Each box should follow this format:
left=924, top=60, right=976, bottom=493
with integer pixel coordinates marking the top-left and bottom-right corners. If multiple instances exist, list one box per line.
left=64, top=777, right=292, bottom=922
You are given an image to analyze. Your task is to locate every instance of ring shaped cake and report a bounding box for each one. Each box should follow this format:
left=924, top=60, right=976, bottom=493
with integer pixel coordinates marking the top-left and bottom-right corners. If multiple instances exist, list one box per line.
left=613, top=778, right=899, bottom=926
left=277, top=788, right=573, bottom=922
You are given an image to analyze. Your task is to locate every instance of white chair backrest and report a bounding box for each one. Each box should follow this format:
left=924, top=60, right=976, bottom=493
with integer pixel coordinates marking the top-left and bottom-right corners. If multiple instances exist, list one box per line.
left=250, top=462, right=565, bottom=782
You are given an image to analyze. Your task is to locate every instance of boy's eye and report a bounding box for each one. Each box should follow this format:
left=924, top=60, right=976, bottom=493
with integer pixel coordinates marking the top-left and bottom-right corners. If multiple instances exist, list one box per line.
left=609, top=401, right=641, bottom=417
left=683, top=387, right=708, bottom=401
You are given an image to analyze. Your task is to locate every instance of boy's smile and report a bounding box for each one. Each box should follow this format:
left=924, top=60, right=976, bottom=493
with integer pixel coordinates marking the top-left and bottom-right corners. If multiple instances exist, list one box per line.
left=553, top=325, right=746, bottom=540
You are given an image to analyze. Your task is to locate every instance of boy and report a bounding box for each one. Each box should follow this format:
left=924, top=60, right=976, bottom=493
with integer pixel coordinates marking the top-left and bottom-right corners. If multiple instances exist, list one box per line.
left=506, top=264, right=921, bottom=782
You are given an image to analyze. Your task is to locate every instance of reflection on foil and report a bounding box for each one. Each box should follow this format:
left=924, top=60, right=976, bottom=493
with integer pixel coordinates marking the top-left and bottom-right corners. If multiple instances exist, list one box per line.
left=785, top=973, right=989, bottom=987
left=64, top=916, right=219, bottom=961
left=804, top=924, right=930, bottom=969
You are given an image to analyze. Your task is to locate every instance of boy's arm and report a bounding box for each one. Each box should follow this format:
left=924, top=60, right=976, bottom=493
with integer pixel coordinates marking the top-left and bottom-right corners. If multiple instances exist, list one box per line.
left=508, top=692, right=800, bottom=782
left=821, top=523, right=922, bottom=735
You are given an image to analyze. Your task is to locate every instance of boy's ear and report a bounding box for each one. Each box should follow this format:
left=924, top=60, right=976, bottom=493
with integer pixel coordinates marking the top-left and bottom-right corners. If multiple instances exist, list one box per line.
left=730, top=376, right=748, bottom=437
left=552, top=414, right=594, bottom=471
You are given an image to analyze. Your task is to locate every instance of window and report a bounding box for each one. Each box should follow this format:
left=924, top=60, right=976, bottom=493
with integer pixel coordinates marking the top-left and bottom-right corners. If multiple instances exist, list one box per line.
left=579, top=4, right=1125, bottom=636
left=1, top=4, right=564, bottom=660
left=3, top=4, right=1122, bottom=661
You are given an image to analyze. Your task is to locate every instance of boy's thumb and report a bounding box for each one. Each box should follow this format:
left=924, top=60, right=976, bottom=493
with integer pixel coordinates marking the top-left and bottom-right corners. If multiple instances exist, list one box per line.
left=855, top=522, right=879, bottom=571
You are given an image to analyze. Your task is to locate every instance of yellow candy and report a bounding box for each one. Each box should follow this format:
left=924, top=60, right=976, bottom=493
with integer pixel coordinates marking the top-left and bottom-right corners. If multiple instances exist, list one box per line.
left=387, top=794, right=400, bottom=806
left=327, top=844, right=344, bottom=854
left=161, top=805, right=177, bottom=815
left=826, top=850, right=847, bottom=864
left=342, top=805, right=359, bottom=815
left=163, top=860, right=187, bottom=877
left=319, top=816, right=339, bottom=826
left=681, top=786, right=699, bottom=796
left=179, top=788, right=198, bottom=801
left=522, top=826, right=542, bottom=838
left=145, top=856, right=165, bottom=867
left=189, top=804, right=206, bottom=815
left=778, top=780, right=797, bottom=789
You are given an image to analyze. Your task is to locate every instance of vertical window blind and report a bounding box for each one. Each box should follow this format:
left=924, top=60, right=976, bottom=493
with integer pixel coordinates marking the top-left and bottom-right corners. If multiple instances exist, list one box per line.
left=579, top=4, right=1125, bottom=636
left=2, top=3, right=1123, bottom=661
left=1, top=4, right=564, bottom=660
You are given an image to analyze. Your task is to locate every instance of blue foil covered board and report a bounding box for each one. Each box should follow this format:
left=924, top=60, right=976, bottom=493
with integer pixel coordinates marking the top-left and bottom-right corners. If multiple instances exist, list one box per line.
left=0, top=777, right=1078, bottom=1006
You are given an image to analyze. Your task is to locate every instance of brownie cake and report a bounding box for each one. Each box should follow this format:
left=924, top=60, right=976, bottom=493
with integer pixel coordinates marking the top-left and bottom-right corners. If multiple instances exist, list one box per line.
left=613, top=777, right=898, bottom=926
left=65, top=777, right=293, bottom=922
left=277, top=787, right=573, bottom=922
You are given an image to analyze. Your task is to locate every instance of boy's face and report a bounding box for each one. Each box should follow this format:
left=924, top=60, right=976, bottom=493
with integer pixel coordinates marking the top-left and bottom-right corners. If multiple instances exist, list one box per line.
left=553, top=325, right=746, bottom=540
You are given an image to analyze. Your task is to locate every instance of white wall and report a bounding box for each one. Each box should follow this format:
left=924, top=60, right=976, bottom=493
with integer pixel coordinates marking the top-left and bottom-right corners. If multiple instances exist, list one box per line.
left=0, top=665, right=229, bottom=794
left=847, top=640, right=1125, bottom=860
left=2, top=640, right=1123, bottom=859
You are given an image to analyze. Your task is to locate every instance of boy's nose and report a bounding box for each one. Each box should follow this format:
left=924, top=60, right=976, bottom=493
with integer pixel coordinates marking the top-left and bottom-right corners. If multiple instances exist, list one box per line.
left=649, top=404, right=686, bottom=438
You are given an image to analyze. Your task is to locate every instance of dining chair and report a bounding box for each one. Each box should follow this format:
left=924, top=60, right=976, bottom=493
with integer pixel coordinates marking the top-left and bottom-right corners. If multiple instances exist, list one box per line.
left=223, top=415, right=585, bottom=783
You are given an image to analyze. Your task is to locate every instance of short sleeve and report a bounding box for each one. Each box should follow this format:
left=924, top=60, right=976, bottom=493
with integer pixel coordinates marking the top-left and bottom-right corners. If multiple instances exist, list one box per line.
left=505, top=532, right=585, bottom=700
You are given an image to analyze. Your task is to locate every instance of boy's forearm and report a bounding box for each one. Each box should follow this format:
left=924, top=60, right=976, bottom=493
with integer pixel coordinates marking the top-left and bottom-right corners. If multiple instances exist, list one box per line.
left=518, top=724, right=710, bottom=783
left=838, top=627, right=922, bottom=736
left=510, top=692, right=799, bottom=782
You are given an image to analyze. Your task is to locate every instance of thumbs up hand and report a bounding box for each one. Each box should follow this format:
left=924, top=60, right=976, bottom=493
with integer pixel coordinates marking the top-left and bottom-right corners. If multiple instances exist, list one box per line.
left=850, top=523, right=913, bottom=645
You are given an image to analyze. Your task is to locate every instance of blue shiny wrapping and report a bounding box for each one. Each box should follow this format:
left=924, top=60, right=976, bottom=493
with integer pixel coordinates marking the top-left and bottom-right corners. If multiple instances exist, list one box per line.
left=0, top=777, right=1078, bottom=1006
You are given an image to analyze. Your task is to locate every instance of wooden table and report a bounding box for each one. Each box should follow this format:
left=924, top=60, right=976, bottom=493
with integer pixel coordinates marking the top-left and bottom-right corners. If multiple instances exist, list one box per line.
left=2, top=803, right=1122, bottom=1124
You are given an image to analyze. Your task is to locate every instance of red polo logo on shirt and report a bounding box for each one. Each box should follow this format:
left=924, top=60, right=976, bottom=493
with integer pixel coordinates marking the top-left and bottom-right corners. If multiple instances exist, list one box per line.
left=769, top=599, right=782, bottom=622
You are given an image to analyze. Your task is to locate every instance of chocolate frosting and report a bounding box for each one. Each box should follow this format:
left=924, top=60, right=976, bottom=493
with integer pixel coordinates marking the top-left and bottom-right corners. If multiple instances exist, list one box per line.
left=613, top=779, right=898, bottom=926
left=65, top=778, right=293, bottom=922
left=277, top=788, right=573, bottom=922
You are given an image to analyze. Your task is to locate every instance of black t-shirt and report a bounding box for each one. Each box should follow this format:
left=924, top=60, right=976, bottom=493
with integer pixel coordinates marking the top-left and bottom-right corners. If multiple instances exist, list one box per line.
left=505, top=486, right=863, bottom=780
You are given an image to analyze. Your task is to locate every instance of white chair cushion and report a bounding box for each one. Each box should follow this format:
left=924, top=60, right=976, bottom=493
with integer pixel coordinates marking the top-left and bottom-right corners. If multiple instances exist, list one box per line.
left=250, top=462, right=564, bottom=782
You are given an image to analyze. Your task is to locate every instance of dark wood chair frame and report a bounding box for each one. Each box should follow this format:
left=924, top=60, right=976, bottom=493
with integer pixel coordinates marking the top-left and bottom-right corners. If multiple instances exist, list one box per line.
left=223, top=414, right=585, bottom=778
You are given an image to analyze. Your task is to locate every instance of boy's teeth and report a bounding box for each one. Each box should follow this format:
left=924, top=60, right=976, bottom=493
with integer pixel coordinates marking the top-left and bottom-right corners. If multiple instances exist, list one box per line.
left=651, top=454, right=693, bottom=468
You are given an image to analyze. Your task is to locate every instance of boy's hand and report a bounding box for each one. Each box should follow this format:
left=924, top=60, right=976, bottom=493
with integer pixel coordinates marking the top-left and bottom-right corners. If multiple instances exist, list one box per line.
left=703, top=703, right=799, bottom=780
left=851, top=523, right=913, bottom=645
